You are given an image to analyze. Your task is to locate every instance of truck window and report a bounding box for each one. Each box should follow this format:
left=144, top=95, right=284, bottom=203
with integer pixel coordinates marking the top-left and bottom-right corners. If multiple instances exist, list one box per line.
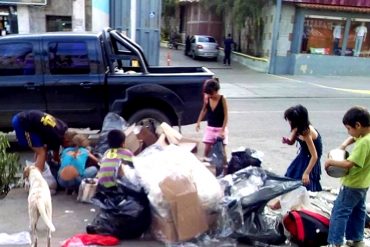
left=48, top=42, right=90, bottom=74
left=0, top=43, right=35, bottom=76
left=110, top=38, right=142, bottom=73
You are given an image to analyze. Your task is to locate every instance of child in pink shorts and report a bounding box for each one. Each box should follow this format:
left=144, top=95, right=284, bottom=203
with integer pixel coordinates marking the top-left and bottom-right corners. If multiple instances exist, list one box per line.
left=196, top=78, right=229, bottom=158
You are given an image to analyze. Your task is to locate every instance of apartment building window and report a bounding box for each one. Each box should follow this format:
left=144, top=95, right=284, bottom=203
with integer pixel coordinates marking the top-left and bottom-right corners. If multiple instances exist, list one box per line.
left=46, top=16, right=72, bottom=32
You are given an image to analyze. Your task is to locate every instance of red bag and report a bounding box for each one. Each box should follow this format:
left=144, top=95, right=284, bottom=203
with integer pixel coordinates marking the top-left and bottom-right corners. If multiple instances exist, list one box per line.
left=283, top=209, right=329, bottom=247
left=62, top=233, right=119, bottom=247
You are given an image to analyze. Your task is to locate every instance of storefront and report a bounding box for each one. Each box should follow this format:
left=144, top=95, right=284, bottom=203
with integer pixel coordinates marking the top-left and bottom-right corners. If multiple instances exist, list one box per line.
left=0, top=4, right=17, bottom=35
left=274, top=0, right=370, bottom=76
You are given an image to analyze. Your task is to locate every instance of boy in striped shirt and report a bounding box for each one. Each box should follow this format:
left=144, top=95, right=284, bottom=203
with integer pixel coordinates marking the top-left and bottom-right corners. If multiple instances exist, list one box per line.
left=97, top=129, right=134, bottom=188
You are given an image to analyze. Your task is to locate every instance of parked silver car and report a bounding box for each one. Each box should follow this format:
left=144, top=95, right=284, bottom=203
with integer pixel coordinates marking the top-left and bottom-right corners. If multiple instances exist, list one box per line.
left=187, top=35, right=219, bottom=60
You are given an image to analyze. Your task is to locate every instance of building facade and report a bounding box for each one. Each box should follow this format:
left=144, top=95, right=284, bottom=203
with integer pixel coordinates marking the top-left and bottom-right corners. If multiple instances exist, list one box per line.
left=0, top=0, right=109, bottom=35
left=178, top=0, right=223, bottom=44
left=271, top=0, right=370, bottom=75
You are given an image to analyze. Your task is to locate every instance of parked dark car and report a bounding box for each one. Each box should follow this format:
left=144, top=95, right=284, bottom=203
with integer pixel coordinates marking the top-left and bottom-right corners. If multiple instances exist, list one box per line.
left=0, top=28, right=214, bottom=132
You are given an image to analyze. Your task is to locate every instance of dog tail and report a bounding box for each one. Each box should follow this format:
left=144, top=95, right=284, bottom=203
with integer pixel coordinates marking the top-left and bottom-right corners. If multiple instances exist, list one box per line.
left=37, top=200, right=56, bottom=232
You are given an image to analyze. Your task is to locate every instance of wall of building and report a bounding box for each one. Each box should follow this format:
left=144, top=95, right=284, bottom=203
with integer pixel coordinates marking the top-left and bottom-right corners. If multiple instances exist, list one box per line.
left=17, top=0, right=73, bottom=33
left=262, top=2, right=275, bottom=57
left=184, top=2, right=222, bottom=44
left=72, top=0, right=85, bottom=31
left=91, top=0, right=109, bottom=32
left=277, top=4, right=295, bottom=56
left=292, top=53, right=370, bottom=76
left=17, top=6, right=30, bottom=34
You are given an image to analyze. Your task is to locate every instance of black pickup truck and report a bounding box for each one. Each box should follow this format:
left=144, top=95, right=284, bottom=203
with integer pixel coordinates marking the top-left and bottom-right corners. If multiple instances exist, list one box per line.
left=0, top=28, right=214, bottom=131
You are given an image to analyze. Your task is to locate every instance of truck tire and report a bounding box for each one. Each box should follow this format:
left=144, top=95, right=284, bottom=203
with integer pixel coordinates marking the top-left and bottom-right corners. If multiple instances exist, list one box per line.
left=128, top=109, right=170, bottom=130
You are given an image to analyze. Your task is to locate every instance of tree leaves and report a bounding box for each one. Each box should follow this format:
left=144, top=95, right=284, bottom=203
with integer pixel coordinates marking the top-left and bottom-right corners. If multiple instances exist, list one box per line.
left=0, top=133, right=20, bottom=198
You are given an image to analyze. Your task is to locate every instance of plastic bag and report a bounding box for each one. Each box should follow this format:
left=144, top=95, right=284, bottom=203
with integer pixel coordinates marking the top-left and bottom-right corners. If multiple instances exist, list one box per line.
left=218, top=167, right=302, bottom=245
left=25, top=160, right=57, bottom=193
left=77, top=178, right=98, bottom=203
left=0, top=231, right=31, bottom=245
left=208, top=137, right=226, bottom=177
left=280, top=186, right=310, bottom=215
left=238, top=206, right=286, bottom=246
left=87, top=177, right=151, bottom=239
left=94, top=112, right=128, bottom=155
left=227, top=148, right=262, bottom=175
left=61, top=233, right=119, bottom=247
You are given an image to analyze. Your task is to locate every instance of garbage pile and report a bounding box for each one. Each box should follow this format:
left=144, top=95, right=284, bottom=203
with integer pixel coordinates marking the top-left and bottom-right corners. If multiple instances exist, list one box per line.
left=83, top=113, right=370, bottom=247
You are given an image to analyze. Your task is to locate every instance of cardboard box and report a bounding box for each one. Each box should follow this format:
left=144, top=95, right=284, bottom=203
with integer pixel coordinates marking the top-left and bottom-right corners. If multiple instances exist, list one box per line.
left=159, top=176, right=208, bottom=242
left=151, top=213, right=178, bottom=243
left=177, top=137, right=198, bottom=153
left=124, top=125, right=143, bottom=155
left=160, top=122, right=182, bottom=144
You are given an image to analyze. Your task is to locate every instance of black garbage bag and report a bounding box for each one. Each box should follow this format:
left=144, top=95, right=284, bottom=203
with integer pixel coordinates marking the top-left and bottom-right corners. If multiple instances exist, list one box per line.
left=94, top=112, right=128, bottom=155
left=219, top=167, right=302, bottom=245
left=86, top=177, right=151, bottom=239
left=208, top=137, right=226, bottom=176
left=237, top=204, right=287, bottom=245
left=227, top=148, right=261, bottom=175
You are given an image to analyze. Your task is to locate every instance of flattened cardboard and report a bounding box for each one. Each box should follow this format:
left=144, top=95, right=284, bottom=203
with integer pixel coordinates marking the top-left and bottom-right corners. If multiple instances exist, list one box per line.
left=160, top=122, right=182, bottom=145
left=177, top=137, right=198, bottom=153
left=159, top=176, right=208, bottom=242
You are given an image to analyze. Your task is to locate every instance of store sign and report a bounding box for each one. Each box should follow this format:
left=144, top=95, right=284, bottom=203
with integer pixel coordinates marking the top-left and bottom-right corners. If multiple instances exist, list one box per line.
left=284, top=0, right=370, bottom=7
left=0, top=0, right=47, bottom=5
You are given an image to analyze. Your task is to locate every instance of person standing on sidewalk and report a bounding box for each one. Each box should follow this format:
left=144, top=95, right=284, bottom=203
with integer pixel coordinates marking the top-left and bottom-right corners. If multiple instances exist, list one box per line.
left=195, top=78, right=229, bottom=159
left=223, top=33, right=234, bottom=65
left=12, top=110, right=69, bottom=172
left=325, top=106, right=370, bottom=247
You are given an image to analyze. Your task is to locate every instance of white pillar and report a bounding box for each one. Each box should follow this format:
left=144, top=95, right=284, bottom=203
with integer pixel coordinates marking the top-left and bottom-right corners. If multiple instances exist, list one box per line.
left=130, top=0, right=136, bottom=41
left=92, top=0, right=109, bottom=32
left=17, top=6, right=30, bottom=34
left=73, top=0, right=85, bottom=31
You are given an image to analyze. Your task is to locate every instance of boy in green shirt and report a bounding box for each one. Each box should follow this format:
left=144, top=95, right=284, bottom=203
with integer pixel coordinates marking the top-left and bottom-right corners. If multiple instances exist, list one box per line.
left=325, top=106, right=370, bottom=247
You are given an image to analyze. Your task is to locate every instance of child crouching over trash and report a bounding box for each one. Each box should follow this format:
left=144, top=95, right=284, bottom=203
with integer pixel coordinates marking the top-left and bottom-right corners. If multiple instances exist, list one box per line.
left=96, top=129, right=134, bottom=189
left=58, top=134, right=100, bottom=193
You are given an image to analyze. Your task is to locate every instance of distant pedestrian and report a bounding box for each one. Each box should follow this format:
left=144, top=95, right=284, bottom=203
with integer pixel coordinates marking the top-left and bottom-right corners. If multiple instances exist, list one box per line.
left=223, top=34, right=234, bottom=65
left=185, top=35, right=191, bottom=56
left=325, top=106, right=370, bottom=247
left=12, top=110, right=69, bottom=172
left=282, top=104, right=322, bottom=192
left=196, top=78, right=229, bottom=158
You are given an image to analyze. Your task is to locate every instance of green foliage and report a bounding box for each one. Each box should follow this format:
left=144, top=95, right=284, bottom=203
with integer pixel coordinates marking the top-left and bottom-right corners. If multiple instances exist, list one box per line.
left=201, top=0, right=270, bottom=56
left=162, top=0, right=178, bottom=18
left=0, top=133, right=20, bottom=198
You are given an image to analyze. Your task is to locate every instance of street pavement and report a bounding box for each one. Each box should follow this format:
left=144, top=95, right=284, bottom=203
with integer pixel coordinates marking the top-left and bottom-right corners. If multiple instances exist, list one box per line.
left=1, top=47, right=370, bottom=246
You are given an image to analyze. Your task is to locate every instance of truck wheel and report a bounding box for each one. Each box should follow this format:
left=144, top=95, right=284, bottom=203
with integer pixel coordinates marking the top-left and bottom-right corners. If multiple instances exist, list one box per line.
left=128, top=109, right=170, bottom=131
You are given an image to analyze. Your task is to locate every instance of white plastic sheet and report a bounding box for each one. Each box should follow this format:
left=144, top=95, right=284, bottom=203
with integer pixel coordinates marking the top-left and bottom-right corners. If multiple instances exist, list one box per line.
left=133, top=144, right=223, bottom=218
left=0, top=231, right=31, bottom=245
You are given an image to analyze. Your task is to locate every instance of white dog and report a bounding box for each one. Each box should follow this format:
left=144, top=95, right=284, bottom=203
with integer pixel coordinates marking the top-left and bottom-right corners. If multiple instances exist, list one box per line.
left=24, top=166, right=55, bottom=247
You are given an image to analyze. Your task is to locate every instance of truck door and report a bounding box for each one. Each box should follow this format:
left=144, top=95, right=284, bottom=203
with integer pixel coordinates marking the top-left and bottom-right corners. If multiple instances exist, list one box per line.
left=0, top=40, right=46, bottom=131
left=42, top=37, right=105, bottom=129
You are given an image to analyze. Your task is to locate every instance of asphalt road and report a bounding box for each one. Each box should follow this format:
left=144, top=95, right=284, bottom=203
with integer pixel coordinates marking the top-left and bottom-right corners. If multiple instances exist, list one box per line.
left=2, top=46, right=370, bottom=246
left=165, top=46, right=370, bottom=190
